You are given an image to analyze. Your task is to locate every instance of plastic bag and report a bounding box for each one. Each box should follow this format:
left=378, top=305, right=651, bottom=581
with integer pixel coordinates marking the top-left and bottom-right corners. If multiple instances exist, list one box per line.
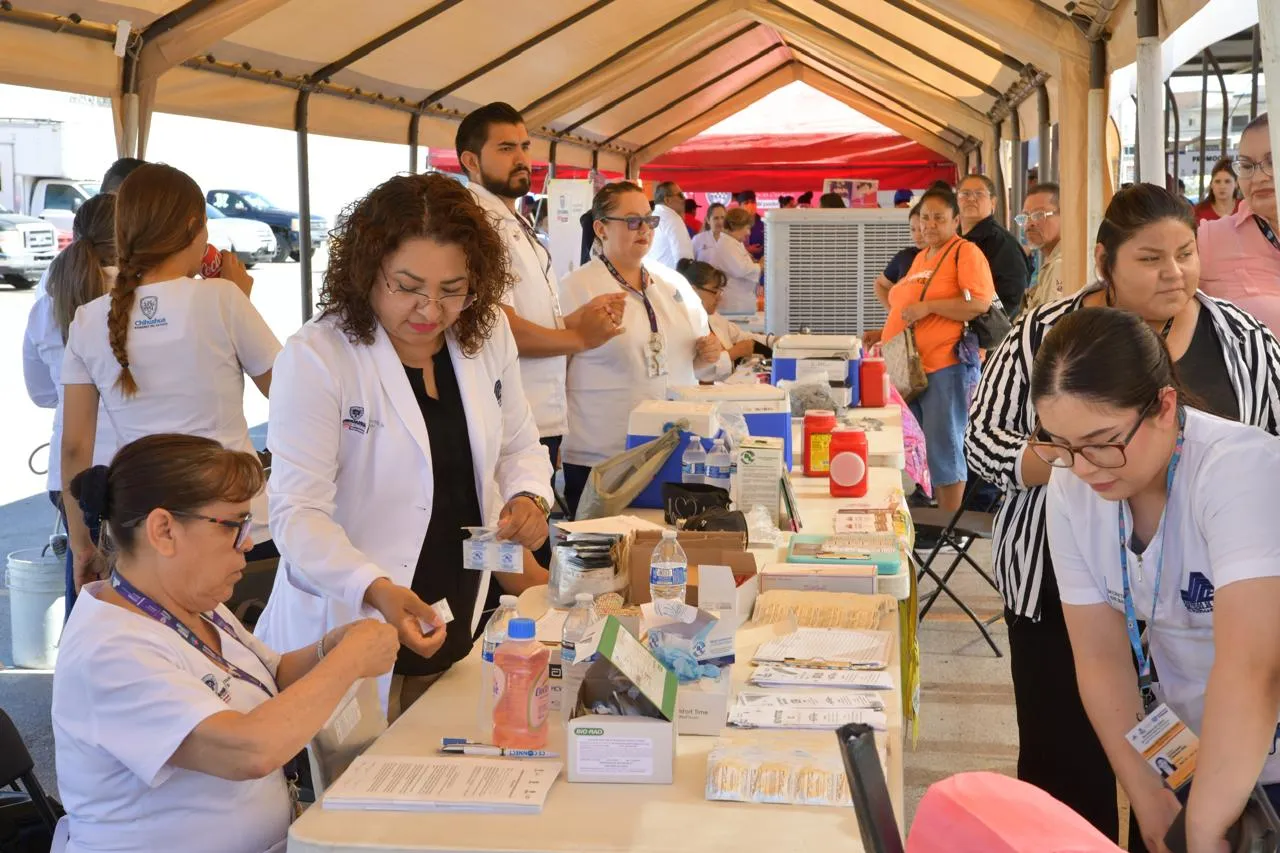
left=575, top=420, right=686, bottom=520
left=547, top=532, right=626, bottom=608
left=778, top=380, right=844, bottom=417
left=746, top=505, right=783, bottom=547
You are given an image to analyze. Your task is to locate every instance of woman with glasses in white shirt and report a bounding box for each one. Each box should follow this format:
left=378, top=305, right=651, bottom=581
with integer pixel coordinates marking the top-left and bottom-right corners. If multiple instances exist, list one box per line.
left=1036, top=307, right=1280, bottom=853
left=559, top=182, right=722, bottom=517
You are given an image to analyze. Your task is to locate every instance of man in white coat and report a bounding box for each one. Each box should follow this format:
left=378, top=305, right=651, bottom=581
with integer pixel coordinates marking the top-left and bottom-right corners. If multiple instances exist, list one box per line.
left=456, top=103, right=624, bottom=565
left=646, top=181, right=694, bottom=270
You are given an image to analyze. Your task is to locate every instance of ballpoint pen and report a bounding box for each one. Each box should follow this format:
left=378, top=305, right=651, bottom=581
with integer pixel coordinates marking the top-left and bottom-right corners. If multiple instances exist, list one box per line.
left=438, top=743, right=560, bottom=759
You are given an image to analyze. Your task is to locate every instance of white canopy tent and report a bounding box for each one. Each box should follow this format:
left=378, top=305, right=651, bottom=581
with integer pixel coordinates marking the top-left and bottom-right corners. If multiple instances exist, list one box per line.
left=0, top=0, right=1272, bottom=314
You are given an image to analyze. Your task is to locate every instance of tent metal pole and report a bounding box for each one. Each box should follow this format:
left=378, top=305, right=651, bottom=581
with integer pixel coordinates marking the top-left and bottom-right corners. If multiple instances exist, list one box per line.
left=408, top=113, right=420, bottom=174
left=993, top=118, right=1006, bottom=225
left=1136, top=0, right=1164, bottom=187
left=1203, top=49, right=1229, bottom=158
left=295, top=92, right=314, bottom=323
left=1088, top=39, right=1107, bottom=253
left=1251, top=24, right=1262, bottom=120
left=1167, top=82, right=1180, bottom=189
left=548, top=141, right=558, bottom=181
left=1009, top=110, right=1023, bottom=225
left=1262, top=0, right=1280, bottom=183
left=1198, top=50, right=1209, bottom=196
left=1038, top=84, right=1052, bottom=183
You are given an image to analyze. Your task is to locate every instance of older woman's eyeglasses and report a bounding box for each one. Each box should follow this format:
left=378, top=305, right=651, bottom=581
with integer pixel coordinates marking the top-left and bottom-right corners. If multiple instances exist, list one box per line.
left=1028, top=399, right=1156, bottom=469
left=122, top=511, right=254, bottom=550
left=382, top=269, right=476, bottom=311
left=1233, top=157, right=1274, bottom=180
left=598, top=215, right=661, bottom=231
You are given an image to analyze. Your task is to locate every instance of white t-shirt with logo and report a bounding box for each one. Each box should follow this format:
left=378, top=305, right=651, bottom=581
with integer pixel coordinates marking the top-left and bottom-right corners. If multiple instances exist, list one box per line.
left=1046, top=407, right=1280, bottom=783
left=62, top=278, right=281, bottom=541
left=52, top=582, right=291, bottom=853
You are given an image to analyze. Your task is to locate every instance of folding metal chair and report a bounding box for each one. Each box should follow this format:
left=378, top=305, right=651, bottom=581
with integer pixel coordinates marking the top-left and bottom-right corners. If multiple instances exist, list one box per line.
left=0, top=708, right=62, bottom=845
left=910, top=478, right=1004, bottom=656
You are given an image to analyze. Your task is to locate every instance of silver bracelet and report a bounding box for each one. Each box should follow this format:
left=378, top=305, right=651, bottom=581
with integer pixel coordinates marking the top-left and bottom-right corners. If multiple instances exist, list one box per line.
left=316, top=634, right=327, bottom=662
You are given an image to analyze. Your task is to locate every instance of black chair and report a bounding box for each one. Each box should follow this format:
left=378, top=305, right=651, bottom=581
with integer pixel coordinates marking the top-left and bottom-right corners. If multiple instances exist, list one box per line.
left=910, top=478, right=1004, bottom=656
left=0, top=709, right=61, bottom=849
left=836, top=722, right=905, bottom=853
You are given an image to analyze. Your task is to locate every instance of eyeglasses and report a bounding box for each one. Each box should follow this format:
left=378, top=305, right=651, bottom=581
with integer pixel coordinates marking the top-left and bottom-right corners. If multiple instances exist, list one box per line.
left=956, top=190, right=990, bottom=201
left=696, top=285, right=726, bottom=295
left=1233, top=157, right=1274, bottom=180
left=1014, top=210, right=1059, bottom=227
left=122, top=511, right=254, bottom=550
left=598, top=215, right=661, bottom=231
left=1028, top=398, right=1156, bottom=470
left=382, top=270, right=476, bottom=312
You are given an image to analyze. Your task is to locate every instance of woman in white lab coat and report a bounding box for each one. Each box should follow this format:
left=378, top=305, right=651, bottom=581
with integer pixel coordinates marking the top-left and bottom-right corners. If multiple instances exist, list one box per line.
left=711, top=207, right=762, bottom=315
left=677, top=259, right=771, bottom=380
left=559, top=182, right=723, bottom=518
left=255, top=173, right=554, bottom=719
left=21, top=194, right=119, bottom=618
left=691, top=202, right=726, bottom=263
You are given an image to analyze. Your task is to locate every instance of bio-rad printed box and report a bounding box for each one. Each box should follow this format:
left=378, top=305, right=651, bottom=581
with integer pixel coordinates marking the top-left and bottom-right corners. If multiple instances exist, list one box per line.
left=565, top=616, right=677, bottom=785
left=736, top=436, right=784, bottom=525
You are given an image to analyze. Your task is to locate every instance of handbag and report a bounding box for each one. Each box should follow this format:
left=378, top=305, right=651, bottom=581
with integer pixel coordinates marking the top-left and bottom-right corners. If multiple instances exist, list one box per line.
left=661, top=481, right=731, bottom=525
left=948, top=240, right=1012, bottom=348
left=575, top=421, right=686, bottom=520
left=882, top=240, right=959, bottom=403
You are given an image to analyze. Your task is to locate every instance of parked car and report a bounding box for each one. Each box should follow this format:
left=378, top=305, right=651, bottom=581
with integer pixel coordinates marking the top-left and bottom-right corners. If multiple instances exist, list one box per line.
left=205, top=204, right=277, bottom=268
left=0, top=203, right=56, bottom=289
left=206, top=189, right=326, bottom=263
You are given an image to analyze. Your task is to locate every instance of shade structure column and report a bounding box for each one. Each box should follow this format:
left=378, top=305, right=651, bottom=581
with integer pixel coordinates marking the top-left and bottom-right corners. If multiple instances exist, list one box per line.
left=1135, top=0, right=1164, bottom=186
left=1087, top=39, right=1108, bottom=254
left=1258, top=2, right=1280, bottom=176
left=1057, top=57, right=1092, bottom=295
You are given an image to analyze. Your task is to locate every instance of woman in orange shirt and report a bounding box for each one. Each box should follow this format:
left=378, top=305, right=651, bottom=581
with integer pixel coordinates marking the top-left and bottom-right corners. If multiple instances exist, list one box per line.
left=880, top=187, right=995, bottom=512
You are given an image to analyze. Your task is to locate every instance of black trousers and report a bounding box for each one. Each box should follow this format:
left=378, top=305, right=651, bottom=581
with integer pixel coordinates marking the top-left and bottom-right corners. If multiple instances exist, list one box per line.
left=532, top=435, right=562, bottom=569
left=1007, top=566, right=1146, bottom=851
left=562, top=463, right=592, bottom=522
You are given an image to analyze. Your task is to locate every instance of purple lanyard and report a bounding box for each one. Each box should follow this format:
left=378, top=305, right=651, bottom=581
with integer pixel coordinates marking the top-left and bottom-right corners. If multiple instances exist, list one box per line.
left=1255, top=215, right=1280, bottom=253
left=600, top=255, right=659, bottom=333
left=111, top=572, right=277, bottom=700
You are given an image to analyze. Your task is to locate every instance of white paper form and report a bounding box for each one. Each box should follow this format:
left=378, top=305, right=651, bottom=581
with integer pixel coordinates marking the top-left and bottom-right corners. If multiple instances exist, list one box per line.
left=748, top=665, right=894, bottom=690
left=751, top=628, right=893, bottom=669
left=727, top=704, right=888, bottom=731
left=733, top=691, right=886, bottom=711
left=322, top=755, right=562, bottom=814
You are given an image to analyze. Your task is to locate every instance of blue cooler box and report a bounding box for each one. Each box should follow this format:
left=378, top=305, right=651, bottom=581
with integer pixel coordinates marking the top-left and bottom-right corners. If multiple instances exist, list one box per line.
left=624, top=400, right=722, bottom=509
left=668, top=384, right=794, bottom=470
left=770, top=334, right=862, bottom=407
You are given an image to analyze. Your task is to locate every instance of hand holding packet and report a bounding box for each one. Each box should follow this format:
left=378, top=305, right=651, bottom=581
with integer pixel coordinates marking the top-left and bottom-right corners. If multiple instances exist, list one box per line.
left=462, top=527, right=523, bottom=573
left=418, top=598, right=455, bottom=637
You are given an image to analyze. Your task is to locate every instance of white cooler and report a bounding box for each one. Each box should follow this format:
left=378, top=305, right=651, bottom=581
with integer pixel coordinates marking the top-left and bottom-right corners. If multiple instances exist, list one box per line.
left=770, top=334, right=862, bottom=407
left=668, top=384, right=794, bottom=470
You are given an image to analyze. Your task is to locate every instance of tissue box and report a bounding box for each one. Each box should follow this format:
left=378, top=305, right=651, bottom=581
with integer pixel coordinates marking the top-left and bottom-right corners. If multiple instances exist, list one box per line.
left=677, top=671, right=733, bottom=736
left=565, top=617, right=677, bottom=784
left=668, top=384, right=793, bottom=468
left=624, top=400, right=722, bottom=509
left=759, top=561, right=878, bottom=595
left=770, top=334, right=862, bottom=406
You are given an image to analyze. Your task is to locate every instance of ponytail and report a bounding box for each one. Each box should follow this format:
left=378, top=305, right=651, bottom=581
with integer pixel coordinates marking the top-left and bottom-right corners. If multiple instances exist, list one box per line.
left=107, top=265, right=142, bottom=397
left=49, top=240, right=108, bottom=344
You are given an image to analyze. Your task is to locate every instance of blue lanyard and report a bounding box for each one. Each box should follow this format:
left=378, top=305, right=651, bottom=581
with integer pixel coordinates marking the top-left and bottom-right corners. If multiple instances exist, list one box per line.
left=111, top=571, right=277, bottom=699
left=1117, top=409, right=1185, bottom=713
left=600, top=255, right=659, bottom=333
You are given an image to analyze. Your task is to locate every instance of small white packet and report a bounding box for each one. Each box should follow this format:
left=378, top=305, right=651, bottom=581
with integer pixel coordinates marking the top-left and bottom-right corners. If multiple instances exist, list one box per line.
left=419, top=598, right=455, bottom=636
left=462, top=526, right=523, bottom=573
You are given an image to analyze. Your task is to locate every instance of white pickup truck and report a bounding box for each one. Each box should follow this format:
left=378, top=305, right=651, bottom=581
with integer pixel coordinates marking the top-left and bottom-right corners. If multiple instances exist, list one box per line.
left=0, top=202, right=56, bottom=289
left=0, top=119, right=99, bottom=245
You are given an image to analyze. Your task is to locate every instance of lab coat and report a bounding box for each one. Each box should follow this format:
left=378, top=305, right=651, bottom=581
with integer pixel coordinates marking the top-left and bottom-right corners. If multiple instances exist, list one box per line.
left=711, top=233, right=761, bottom=315
left=254, top=309, right=552, bottom=705
left=646, top=204, right=694, bottom=270
left=692, top=230, right=720, bottom=263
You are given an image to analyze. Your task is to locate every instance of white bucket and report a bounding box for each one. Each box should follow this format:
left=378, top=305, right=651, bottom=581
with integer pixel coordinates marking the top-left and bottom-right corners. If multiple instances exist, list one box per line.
left=6, top=548, right=66, bottom=669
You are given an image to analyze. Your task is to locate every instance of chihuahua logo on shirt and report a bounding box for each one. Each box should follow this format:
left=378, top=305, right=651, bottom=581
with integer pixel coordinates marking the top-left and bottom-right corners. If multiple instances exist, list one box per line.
left=134, top=295, right=167, bottom=329
left=202, top=673, right=232, bottom=704
left=342, top=405, right=368, bottom=435
left=1180, top=572, right=1215, bottom=614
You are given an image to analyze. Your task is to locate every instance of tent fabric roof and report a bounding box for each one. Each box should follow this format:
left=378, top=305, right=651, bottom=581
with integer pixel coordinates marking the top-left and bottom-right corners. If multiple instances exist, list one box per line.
left=640, top=130, right=958, bottom=191
left=0, top=0, right=1215, bottom=173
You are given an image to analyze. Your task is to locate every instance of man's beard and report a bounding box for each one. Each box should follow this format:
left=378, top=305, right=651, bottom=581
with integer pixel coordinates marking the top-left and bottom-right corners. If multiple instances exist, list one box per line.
left=482, top=166, right=531, bottom=200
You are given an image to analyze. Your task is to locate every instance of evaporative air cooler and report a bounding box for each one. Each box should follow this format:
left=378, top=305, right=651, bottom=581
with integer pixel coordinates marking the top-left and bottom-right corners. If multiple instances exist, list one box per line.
left=763, top=208, right=912, bottom=337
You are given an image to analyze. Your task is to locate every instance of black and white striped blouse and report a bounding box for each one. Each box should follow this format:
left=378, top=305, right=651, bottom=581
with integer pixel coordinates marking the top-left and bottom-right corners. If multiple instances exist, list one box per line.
left=964, top=286, right=1280, bottom=619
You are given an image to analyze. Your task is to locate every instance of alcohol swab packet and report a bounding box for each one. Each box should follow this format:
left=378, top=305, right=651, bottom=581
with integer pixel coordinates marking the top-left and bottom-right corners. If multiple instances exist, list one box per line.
left=419, top=598, right=455, bottom=636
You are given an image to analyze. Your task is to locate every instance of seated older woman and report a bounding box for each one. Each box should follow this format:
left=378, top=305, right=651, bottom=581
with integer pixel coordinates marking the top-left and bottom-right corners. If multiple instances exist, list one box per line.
left=52, top=434, right=398, bottom=853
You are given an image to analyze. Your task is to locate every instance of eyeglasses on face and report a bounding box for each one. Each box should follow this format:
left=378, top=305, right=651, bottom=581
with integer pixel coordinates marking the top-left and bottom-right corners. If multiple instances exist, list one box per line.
left=598, top=215, right=661, bottom=231
left=1014, top=210, right=1059, bottom=227
left=956, top=190, right=991, bottom=201
left=1028, top=398, right=1157, bottom=470
left=121, top=511, right=254, bottom=550
left=1233, top=157, right=1274, bottom=180
left=696, top=284, right=726, bottom=295
left=382, top=269, right=476, bottom=311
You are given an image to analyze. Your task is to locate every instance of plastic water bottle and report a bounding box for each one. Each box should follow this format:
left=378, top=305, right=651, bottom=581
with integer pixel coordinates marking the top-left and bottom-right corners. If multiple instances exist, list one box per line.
left=681, top=434, right=707, bottom=485
left=478, top=595, right=519, bottom=739
left=561, top=593, right=597, bottom=668
left=492, top=618, right=551, bottom=749
left=649, top=530, right=688, bottom=604
left=706, top=438, right=732, bottom=492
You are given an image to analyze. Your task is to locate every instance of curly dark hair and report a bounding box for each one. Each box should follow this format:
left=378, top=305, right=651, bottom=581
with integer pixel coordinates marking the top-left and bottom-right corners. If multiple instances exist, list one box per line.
left=318, top=172, right=512, bottom=355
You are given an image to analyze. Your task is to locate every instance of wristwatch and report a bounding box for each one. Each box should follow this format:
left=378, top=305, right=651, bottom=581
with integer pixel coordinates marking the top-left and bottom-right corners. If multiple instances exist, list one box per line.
left=513, top=491, right=551, bottom=518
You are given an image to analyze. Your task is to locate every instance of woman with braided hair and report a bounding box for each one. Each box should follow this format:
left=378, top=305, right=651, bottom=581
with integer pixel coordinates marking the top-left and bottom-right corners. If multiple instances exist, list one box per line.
left=61, top=163, right=282, bottom=591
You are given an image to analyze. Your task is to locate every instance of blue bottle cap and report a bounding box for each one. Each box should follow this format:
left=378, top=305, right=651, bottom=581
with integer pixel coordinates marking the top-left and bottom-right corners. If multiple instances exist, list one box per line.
left=507, top=618, right=535, bottom=640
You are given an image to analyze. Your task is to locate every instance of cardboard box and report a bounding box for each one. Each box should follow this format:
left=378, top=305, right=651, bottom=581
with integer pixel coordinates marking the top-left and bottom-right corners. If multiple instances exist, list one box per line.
left=693, top=563, right=759, bottom=630
left=736, top=436, right=784, bottom=524
left=759, top=561, right=878, bottom=595
left=565, top=617, right=677, bottom=785
left=627, top=530, right=757, bottom=615
left=676, top=671, right=732, bottom=736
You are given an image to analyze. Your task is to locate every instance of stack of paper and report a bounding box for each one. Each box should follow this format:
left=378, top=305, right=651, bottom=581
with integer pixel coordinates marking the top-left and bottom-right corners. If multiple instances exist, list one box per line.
left=749, top=664, right=894, bottom=691
left=727, top=692, right=888, bottom=731
left=322, top=755, right=562, bottom=814
left=751, top=628, right=893, bottom=670
left=733, top=691, right=886, bottom=711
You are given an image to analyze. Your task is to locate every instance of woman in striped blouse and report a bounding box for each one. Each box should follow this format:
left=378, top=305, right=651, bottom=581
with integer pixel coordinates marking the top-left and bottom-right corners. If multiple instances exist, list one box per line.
left=965, top=183, right=1280, bottom=845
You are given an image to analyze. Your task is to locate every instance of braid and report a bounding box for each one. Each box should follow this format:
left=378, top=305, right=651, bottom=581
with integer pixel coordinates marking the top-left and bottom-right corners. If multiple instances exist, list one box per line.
left=108, top=263, right=142, bottom=397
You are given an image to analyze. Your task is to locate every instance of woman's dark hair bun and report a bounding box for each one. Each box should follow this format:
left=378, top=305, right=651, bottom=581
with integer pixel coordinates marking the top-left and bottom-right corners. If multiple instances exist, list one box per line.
left=675, top=257, right=694, bottom=274
left=70, top=465, right=112, bottom=522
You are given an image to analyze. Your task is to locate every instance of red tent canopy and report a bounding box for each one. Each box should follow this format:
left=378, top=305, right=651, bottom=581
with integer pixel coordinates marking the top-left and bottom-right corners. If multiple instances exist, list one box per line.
left=639, top=131, right=956, bottom=193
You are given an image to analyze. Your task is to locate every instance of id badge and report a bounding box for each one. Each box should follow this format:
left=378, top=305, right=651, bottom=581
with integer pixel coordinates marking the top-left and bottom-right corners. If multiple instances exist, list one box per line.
left=646, top=332, right=668, bottom=378
left=1125, top=702, right=1199, bottom=791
